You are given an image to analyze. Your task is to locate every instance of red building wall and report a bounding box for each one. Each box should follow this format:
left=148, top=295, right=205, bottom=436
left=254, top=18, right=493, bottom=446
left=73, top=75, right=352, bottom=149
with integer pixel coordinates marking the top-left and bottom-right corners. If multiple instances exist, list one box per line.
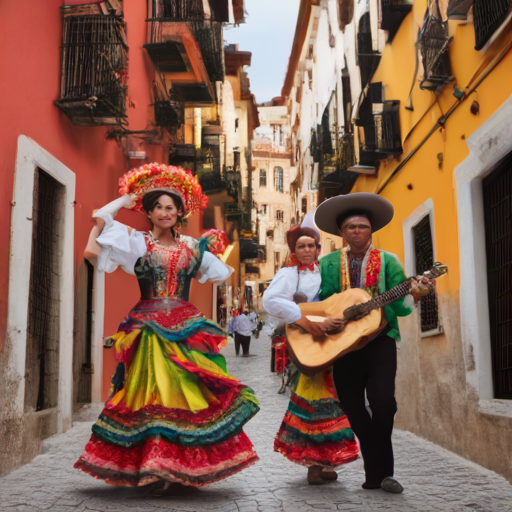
left=0, top=1, right=213, bottom=396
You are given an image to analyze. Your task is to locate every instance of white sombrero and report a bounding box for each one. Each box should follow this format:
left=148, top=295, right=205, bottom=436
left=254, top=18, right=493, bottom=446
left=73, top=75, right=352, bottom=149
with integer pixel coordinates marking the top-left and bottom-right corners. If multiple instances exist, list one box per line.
left=314, top=193, right=394, bottom=236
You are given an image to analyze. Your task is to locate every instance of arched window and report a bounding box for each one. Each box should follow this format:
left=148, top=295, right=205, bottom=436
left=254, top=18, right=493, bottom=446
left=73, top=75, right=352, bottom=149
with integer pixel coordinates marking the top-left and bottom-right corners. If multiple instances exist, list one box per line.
left=274, top=166, right=283, bottom=192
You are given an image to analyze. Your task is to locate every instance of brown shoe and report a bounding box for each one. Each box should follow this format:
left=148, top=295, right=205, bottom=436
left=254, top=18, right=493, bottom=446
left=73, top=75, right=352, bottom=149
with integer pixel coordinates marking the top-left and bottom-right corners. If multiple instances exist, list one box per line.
left=321, top=468, right=338, bottom=481
left=307, top=466, right=326, bottom=485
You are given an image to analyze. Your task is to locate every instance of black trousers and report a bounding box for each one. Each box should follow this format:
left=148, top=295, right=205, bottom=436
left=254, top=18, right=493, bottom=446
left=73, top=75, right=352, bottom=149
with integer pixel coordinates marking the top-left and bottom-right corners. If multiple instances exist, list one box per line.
left=234, top=333, right=251, bottom=356
left=332, top=335, right=397, bottom=485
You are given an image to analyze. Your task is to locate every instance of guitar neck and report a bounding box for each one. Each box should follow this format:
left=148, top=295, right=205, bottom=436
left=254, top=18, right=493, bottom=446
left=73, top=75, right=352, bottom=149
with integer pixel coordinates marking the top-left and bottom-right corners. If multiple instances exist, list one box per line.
left=343, top=278, right=413, bottom=320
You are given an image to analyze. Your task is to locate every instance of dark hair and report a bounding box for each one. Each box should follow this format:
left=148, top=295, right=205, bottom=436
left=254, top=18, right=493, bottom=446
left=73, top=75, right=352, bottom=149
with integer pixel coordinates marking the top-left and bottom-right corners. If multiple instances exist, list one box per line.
left=336, top=210, right=371, bottom=230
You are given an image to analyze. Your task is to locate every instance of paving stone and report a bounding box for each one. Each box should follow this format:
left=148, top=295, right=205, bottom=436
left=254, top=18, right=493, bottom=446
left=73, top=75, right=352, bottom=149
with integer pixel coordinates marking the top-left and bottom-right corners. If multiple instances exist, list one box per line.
left=1, top=327, right=512, bottom=512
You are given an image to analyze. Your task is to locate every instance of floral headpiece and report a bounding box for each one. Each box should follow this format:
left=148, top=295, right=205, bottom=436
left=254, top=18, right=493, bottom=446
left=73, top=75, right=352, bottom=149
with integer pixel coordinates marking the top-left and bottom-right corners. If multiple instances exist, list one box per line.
left=119, top=163, right=208, bottom=218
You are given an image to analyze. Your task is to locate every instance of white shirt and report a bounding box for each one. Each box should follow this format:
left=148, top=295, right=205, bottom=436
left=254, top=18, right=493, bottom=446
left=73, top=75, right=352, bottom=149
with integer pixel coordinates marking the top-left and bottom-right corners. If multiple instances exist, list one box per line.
left=231, top=314, right=256, bottom=337
left=94, top=218, right=231, bottom=283
left=262, top=265, right=321, bottom=325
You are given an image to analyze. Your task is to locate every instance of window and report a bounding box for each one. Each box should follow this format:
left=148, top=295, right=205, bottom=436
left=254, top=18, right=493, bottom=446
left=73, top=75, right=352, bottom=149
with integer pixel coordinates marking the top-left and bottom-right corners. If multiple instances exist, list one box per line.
left=262, top=204, right=268, bottom=215
left=233, top=151, right=240, bottom=171
left=276, top=210, right=284, bottom=222
left=260, top=169, right=267, bottom=187
left=274, top=252, right=281, bottom=274
left=413, top=215, right=439, bottom=333
left=483, top=155, right=512, bottom=399
left=301, top=197, right=308, bottom=214
left=25, top=170, right=65, bottom=412
left=55, top=12, right=128, bottom=126
left=274, top=166, right=284, bottom=192
left=267, top=229, right=274, bottom=239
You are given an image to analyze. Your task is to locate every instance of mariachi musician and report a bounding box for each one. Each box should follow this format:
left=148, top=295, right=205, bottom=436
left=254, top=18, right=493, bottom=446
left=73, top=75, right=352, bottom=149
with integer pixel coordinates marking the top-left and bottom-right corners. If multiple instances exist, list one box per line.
left=313, top=193, right=431, bottom=494
left=262, top=214, right=359, bottom=485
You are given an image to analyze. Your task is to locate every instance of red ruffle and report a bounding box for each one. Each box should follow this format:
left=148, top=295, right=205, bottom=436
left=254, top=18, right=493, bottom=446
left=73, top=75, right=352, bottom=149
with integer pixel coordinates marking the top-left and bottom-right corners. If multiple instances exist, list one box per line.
left=274, top=438, right=359, bottom=468
left=75, top=433, right=258, bottom=487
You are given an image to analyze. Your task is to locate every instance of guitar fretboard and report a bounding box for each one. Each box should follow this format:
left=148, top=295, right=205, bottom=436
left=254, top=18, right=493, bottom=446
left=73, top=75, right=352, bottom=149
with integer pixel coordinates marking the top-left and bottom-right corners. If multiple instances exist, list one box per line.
left=343, top=279, right=413, bottom=320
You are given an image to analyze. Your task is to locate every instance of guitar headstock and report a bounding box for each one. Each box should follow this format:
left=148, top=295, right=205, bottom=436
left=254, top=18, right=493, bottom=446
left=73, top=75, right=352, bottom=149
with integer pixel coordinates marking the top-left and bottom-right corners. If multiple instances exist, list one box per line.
left=422, top=262, right=448, bottom=280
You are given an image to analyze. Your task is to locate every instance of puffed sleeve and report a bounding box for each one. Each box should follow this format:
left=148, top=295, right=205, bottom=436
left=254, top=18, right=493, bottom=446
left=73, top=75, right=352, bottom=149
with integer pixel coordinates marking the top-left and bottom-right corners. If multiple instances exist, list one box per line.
left=262, top=268, right=302, bottom=324
left=95, top=220, right=146, bottom=275
left=196, top=251, right=233, bottom=284
left=180, top=233, right=233, bottom=283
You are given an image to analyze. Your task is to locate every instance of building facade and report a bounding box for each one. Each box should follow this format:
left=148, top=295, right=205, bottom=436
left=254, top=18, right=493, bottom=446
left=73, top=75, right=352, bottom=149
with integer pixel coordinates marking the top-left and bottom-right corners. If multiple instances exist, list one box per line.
left=0, top=0, right=249, bottom=476
left=283, top=0, right=512, bottom=481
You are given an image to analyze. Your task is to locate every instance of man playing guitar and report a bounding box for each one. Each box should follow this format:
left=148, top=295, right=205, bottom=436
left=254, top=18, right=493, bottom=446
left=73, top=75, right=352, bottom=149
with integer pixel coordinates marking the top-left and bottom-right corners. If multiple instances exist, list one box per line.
left=310, top=193, right=431, bottom=494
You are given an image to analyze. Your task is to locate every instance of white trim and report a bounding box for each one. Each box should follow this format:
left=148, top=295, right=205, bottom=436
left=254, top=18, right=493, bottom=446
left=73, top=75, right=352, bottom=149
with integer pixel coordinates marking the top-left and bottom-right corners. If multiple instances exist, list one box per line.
left=90, top=265, right=105, bottom=404
left=402, top=198, right=436, bottom=277
left=402, top=199, right=443, bottom=338
left=7, top=135, right=76, bottom=432
left=454, top=92, right=512, bottom=402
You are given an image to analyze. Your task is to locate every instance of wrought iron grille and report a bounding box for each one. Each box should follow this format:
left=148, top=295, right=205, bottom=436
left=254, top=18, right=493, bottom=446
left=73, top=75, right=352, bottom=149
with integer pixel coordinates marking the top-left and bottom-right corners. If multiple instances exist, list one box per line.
left=162, top=0, right=204, bottom=20
left=373, top=101, right=402, bottom=153
left=153, top=91, right=184, bottom=130
left=382, top=0, right=414, bottom=10
left=418, top=6, right=454, bottom=91
left=483, top=155, right=512, bottom=399
left=413, top=215, right=439, bottom=333
left=56, top=15, right=128, bottom=126
left=25, top=170, right=64, bottom=412
left=339, top=133, right=356, bottom=169
left=473, top=0, right=511, bottom=51
left=190, top=21, right=225, bottom=83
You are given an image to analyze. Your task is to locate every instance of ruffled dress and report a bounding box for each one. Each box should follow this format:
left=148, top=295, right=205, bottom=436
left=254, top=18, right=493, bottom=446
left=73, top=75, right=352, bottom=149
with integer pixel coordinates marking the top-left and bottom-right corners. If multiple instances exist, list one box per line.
left=75, top=220, right=259, bottom=487
left=263, top=266, right=359, bottom=468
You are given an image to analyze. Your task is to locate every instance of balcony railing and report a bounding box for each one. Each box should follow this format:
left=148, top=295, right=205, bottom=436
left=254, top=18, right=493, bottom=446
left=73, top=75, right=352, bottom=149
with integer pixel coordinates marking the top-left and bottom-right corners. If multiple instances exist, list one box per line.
left=473, top=0, right=511, bottom=50
left=153, top=91, right=184, bottom=130
left=418, top=6, right=454, bottom=91
left=382, top=0, right=413, bottom=11
left=146, top=19, right=225, bottom=84
left=159, top=0, right=205, bottom=21
left=55, top=14, right=128, bottom=126
left=372, top=101, right=402, bottom=154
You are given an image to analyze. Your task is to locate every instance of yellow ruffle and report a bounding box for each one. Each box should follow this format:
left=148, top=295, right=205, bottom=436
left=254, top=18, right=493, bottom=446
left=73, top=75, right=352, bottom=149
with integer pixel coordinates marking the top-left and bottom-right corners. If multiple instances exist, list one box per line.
left=295, top=371, right=336, bottom=402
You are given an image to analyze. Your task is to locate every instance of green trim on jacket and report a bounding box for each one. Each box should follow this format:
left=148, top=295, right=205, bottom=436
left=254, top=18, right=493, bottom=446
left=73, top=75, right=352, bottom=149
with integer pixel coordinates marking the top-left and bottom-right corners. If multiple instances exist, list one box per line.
left=319, top=249, right=413, bottom=341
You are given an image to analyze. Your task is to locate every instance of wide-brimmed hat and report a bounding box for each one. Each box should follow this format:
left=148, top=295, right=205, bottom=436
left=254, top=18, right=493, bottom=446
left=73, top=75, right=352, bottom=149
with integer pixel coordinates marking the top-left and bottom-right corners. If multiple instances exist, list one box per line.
left=314, top=193, right=394, bottom=236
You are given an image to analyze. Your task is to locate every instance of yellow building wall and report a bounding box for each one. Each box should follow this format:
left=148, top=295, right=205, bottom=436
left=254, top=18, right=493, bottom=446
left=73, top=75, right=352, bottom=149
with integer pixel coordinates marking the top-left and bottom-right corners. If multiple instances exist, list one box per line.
left=352, top=9, right=512, bottom=298
left=348, top=3, right=512, bottom=482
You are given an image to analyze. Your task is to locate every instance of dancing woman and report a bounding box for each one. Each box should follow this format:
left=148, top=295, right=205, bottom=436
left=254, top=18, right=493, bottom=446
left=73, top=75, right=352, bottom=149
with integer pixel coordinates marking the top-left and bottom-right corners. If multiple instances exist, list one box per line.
left=75, top=164, right=259, bottom=490
left=262, top=215, right=358, bottom=484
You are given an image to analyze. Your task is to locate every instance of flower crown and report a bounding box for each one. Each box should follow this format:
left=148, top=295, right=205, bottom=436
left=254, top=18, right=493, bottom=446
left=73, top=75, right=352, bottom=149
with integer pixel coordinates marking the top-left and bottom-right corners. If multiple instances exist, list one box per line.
left=119, top=163, right=208, bottom=217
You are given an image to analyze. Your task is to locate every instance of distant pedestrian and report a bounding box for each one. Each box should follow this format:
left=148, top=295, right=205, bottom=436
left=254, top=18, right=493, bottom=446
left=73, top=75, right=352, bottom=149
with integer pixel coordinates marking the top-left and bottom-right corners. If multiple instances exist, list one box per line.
left=231, top=309, right=256, bottom=356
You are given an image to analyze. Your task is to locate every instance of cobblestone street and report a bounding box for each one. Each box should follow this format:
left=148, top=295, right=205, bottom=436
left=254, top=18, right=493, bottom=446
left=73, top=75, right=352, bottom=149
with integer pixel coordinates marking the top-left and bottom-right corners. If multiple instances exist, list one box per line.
left=1, top=327, right=512, bottom=512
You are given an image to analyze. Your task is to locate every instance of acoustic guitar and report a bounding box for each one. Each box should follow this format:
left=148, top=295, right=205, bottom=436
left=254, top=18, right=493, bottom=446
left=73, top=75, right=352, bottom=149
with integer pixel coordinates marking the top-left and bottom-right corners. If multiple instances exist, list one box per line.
left=285, top=262, right=448, bottom=376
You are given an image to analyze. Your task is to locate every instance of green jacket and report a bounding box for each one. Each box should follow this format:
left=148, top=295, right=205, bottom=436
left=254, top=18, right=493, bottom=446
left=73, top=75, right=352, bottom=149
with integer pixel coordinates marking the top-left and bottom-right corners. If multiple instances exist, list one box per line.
left=319, top=248, right=413, bottom=341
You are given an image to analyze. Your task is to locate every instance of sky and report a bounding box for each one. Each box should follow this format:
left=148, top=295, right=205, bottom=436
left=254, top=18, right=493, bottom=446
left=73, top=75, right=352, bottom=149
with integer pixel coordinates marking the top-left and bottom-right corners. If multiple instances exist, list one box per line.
left=225, top=0, right=301, bottom=104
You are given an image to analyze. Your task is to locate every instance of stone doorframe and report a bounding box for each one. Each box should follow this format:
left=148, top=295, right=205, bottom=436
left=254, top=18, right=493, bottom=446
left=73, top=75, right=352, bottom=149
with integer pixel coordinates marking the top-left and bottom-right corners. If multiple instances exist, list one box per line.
left=8, top=135, right=76, bottom=432
left=455, top=93, right=512, bottom=416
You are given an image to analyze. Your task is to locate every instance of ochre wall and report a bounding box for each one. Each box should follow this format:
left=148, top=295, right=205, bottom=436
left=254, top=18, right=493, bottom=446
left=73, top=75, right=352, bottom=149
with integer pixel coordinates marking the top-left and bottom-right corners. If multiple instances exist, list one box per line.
left=350, top=6, right=512, bottom=481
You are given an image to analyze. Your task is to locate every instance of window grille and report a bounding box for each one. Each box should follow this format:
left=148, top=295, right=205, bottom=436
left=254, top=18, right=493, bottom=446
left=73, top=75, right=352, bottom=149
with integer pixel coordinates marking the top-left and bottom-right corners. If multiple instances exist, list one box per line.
left=373, top=101, right=402, bottom=153
left=274, top=167, right=284, bottom=192
left=260, top=169, right=267, bottom=187
left=25, top=170, right=64, bottom=412
left=418, top=2, right=454, bottom=91
left=413, top=215, right=439, bottom=333
left=483, top=155, right=512, bottom=399
left=153, top=90, right=184, bottom=130
left=55, top=14, right=128, bottom=126
left=161, top=0, right=204, bottom=20
left=473, top=0, right=511, bottom=51
left=276, top=210, right=284, bottom=222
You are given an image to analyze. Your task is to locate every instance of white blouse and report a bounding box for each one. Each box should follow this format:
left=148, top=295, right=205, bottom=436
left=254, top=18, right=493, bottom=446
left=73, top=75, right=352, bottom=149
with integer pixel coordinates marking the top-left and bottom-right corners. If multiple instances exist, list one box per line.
left=94, top=218, right=232, bottom=284
left=262, top=266, right=321, bottom=325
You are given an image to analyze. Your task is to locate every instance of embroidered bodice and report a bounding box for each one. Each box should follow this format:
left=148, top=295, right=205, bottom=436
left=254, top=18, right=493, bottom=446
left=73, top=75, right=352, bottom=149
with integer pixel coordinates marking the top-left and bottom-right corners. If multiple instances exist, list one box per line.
left=135, top=235, right=198, bottom=301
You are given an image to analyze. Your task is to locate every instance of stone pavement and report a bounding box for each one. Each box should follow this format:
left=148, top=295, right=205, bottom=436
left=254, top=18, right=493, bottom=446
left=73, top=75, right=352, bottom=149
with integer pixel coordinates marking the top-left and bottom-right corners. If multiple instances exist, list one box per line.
left=1, top=327, right=512, bottom=512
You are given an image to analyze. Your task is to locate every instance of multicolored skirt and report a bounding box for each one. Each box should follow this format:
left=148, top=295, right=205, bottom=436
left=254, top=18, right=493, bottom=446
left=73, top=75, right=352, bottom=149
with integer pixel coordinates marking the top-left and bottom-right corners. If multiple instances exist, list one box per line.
left=75, top=298, right=259, bottom=487
left=274, top=370, right=358, bottom=468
